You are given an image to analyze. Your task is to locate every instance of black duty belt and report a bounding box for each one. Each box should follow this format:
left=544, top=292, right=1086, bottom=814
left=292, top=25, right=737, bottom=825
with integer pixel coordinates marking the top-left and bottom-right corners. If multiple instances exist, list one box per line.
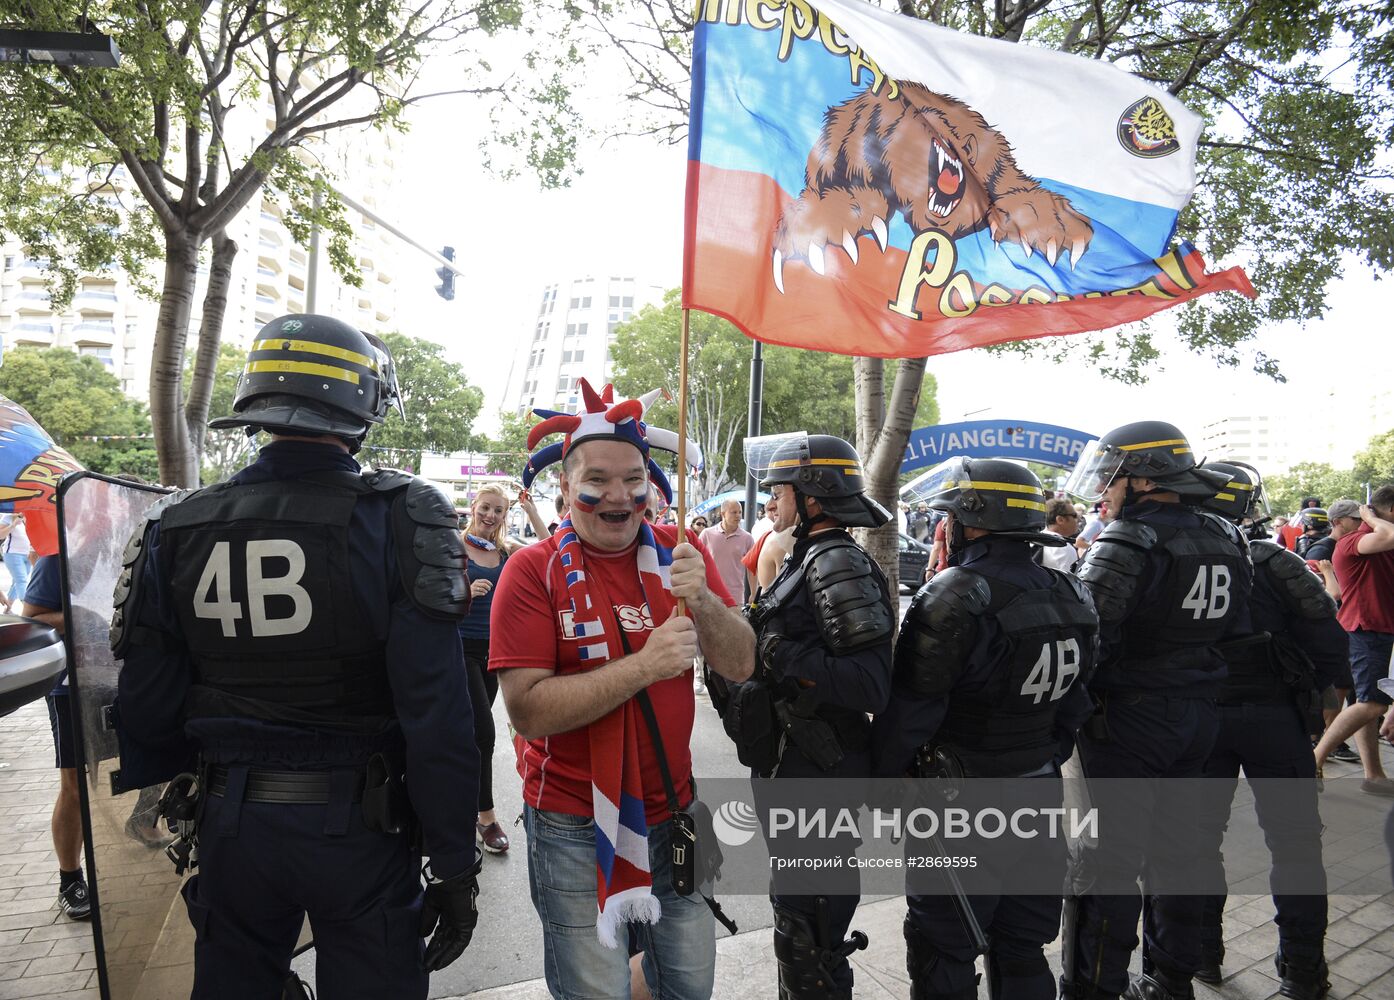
left=207, top=765, right=365, bottom=804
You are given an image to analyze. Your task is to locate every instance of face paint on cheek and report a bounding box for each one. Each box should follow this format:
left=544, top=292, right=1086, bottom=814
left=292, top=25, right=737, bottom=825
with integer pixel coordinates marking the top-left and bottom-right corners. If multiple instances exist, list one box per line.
left=632, top=488, right=649, bottom=510
left=573, top=493, right=601, bottom=514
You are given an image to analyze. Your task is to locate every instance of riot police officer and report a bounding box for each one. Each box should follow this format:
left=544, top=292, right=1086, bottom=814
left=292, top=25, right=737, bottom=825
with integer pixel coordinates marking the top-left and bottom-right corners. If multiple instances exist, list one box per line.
left=874, top=458, right=1099, bottom=1000
left=1060, top=421, right=1253, bottom=1000
left=1181, top=462, right=1342, bottom=1000
left=112, top=316, right=480, bottom=999
left=1294, top=508, right=1333, bottom=561
left=734, top=433, right=895, bottom=999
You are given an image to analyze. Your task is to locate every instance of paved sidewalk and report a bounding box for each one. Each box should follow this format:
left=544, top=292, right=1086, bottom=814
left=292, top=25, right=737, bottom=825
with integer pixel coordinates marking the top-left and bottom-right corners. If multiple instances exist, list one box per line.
left=3, top=696, right=1393, bottom=999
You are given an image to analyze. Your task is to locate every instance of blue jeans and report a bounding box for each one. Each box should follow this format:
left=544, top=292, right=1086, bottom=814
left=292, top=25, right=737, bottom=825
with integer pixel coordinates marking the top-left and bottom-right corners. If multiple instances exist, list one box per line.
left=523, top=805, right=715, bottom=1000
left=1348, top=629, right=1394, bottom=706
left=4, top=552, right=29, bottom=604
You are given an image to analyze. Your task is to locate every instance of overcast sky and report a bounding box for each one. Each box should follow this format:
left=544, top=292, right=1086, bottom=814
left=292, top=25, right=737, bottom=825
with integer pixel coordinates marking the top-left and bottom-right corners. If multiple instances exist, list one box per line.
left=381, top=37, right=1391, bottom=454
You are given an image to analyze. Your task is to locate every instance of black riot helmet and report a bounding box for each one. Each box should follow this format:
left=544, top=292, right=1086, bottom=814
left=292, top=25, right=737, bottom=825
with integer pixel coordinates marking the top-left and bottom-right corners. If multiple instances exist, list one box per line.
left=1298, top=508, right=1331, bottom=535
left=903, top=457, right=1067, bottom=551
left=755, top=433, right=890, bottom=534
left=209, top=314, right=404, bottom=452
left=1064, top=419, right=1227, bottom=507
left=1201, top=460, right=1270, bottom=532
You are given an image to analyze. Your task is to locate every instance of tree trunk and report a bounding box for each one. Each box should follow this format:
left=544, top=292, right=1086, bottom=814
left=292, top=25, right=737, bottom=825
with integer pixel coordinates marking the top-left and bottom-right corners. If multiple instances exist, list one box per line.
left=150, top=231, right=201, bottom=486
left=855, top=356, right=929, bottom=595
left=184, top=231, right=238, bottom=482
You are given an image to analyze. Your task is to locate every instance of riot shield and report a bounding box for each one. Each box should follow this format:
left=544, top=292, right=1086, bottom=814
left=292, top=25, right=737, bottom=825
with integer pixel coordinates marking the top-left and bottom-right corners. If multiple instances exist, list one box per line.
left=57, top=471, right=194, bottom=1000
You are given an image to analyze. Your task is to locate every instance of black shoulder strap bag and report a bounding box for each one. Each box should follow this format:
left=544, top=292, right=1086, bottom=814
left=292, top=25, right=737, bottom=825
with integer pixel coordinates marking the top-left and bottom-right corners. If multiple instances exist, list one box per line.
left=613, top=609, right=738, bottom=936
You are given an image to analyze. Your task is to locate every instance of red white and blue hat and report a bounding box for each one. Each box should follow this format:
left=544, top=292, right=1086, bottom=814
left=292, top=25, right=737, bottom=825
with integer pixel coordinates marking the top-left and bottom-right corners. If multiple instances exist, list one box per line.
left=522, top=378, right=702, bottom=505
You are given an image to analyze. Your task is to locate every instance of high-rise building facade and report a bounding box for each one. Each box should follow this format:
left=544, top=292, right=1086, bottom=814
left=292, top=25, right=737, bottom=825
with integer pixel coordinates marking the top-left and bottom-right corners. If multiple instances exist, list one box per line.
left=0, top=136, right=405, bottom=400
left=502, top=276, right=666, bottom=417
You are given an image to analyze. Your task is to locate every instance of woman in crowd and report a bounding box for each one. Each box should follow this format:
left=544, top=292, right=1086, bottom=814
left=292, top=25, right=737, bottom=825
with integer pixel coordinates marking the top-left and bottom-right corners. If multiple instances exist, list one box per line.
left=459, top=484, right=535, bottom=853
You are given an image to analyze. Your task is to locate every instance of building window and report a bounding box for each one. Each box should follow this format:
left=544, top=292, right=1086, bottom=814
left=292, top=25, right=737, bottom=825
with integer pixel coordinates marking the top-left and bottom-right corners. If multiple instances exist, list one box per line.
left=576, top=323, right=588, bottom=336
left=562, top=349, right=585, bottom=364
left=78, top=344, right=115, bottom=367
left=556, top=376, right=572, bottom=393
left=622, top=296, right=633, bottom=307
left=609, top=295, right=620, bottom=308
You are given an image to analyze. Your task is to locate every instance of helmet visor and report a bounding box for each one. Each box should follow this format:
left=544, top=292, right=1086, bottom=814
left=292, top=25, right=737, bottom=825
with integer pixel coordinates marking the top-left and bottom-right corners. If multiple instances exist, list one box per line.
left=1063, top=439, right=1129, bottom=503
left=745, top=432, right=811, bottom=486
left=1223, top=461, right=1270, bottom=525
left=364, top=332, right=405, bottom=422
left=900, top=457, right=973, bottom=508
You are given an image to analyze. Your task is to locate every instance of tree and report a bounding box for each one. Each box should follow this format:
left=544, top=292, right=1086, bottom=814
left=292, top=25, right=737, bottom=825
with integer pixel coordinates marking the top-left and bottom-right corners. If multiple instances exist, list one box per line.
left=574, top=0, right=1394, bottom=581
left=0, top=1, right=581, bottom=487
left=0, top=347, right=159, bottom=479
left=364, top=332, right=483, bottom=472
left=1352, top=429, right=1394, bottom=492
left=192, top=341, right=257, bottom=483
left=1265, top=462, right=1364, bottom=516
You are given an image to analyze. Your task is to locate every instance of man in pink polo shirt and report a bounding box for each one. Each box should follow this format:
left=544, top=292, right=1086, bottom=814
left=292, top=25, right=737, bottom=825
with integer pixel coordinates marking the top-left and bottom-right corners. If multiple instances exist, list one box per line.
left=699, top=499, right=754, bottom=603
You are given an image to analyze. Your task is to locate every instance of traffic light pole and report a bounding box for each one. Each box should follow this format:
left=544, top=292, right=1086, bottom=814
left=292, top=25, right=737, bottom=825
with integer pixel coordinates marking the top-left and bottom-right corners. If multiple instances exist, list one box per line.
left=304, top=183, right=465, bottom=311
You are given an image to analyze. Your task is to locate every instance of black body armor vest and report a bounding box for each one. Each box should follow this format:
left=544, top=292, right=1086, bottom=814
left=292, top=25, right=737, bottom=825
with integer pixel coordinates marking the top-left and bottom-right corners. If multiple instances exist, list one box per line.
left=936, top=572, right=1098, bottom=777
left=159, top=475, right=392, bottom=731
left=1117, top=515, right=1246, bottom=673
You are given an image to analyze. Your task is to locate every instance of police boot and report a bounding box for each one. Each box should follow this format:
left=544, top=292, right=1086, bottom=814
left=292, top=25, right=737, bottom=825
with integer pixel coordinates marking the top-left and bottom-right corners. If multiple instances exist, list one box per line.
left=1275, top=955, right=1330, bottom=1000
left=772, top=904, right=865, bottom=999
left=1122, top=966, right=1194, bottom=1000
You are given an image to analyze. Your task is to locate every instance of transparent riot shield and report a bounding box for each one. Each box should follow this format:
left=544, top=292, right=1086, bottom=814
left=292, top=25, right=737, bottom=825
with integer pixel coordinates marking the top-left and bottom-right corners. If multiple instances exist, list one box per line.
left=57, top=471, right=194, bottom=1000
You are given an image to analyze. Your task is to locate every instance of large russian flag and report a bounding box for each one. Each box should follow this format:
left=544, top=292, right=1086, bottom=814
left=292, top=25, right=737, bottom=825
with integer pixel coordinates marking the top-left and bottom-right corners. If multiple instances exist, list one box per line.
left=683, top=0, right=1255, bottom=358
left=0, top=396, right=83, bottom=556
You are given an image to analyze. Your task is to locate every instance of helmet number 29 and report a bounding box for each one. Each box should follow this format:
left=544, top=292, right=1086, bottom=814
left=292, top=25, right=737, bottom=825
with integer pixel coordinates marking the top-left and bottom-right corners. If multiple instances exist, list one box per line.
left=1181, top=564, right=1231, bottom=620
left=193, top=540, right=313, bottom=638
left=1020, top=639, right=1081, bottom=705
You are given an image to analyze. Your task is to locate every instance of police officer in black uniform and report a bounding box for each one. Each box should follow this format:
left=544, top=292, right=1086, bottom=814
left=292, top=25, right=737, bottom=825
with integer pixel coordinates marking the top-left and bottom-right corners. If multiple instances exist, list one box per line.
left=1060, top=421, right=1253, bottom=1000
left=1294, top=508, right=1333, bottom=561
left=874, top=459, right=1099, bottom=1000
left=733, top=433, right=895, bottom=999
left=112, top=315, right=481, bottom=999
left=1179, top=462, right=1342, bottom=1000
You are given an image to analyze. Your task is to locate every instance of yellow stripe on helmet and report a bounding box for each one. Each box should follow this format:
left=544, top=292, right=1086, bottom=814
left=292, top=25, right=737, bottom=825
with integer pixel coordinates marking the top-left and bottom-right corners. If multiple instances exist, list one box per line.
left=251, top=338, right=378, bottom=371
left=246, top=359, right=361, bottom=384
left=1118, top=438, right=1187, bottom=451
left=961, top=479, right=1044, bottom=496
left=1225, top=481, right=1254, bottom=491
left=1005, top=498, right=1048, bottom=512
left=1215, top=492, right=1236, bottom=502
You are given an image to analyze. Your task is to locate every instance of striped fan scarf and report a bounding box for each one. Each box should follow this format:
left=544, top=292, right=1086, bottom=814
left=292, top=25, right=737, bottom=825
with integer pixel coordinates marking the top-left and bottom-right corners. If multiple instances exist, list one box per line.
left=554, top=515, right=676, bottom=947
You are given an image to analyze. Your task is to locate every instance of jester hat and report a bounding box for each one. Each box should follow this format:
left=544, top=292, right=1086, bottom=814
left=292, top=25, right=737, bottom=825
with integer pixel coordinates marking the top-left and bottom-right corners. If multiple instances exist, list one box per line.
left=522, top=378, right=702, bottom=506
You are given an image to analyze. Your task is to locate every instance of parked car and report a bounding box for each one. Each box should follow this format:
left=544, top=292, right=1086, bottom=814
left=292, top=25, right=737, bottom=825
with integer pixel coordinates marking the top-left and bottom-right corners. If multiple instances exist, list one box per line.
left=898, top=532, right=931, bottom=591
left=0, top=613, right=65, bottom=717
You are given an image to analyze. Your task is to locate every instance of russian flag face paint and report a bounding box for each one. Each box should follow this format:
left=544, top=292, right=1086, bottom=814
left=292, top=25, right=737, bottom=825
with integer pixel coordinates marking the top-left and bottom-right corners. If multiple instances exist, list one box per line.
left=573, top=492, right=601, bottom=514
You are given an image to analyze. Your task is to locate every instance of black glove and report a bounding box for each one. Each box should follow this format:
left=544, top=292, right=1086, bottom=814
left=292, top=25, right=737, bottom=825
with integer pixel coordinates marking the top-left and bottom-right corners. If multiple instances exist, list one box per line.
left=419, top=852, right=482, bottom=971
left=757, top=632, right=788, bottom=681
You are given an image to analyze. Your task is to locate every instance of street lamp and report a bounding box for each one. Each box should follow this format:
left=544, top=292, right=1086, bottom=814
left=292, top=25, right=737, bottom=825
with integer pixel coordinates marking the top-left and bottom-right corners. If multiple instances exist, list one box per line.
left=0, top=29, right=120, bottom=68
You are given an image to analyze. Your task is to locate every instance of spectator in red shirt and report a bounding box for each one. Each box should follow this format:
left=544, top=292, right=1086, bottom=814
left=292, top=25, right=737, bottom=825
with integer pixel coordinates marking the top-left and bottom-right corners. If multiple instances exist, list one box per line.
left=1279, top=497, right=1323, bottom=551
left=1314, top=492, right=1394, bottom=794
left=491, top=381, right=755, bottom=999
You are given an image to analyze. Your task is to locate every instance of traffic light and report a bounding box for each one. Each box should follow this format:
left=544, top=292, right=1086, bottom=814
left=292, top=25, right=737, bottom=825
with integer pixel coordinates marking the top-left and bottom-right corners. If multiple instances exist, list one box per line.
left=435, top=246, right=456, bottom=301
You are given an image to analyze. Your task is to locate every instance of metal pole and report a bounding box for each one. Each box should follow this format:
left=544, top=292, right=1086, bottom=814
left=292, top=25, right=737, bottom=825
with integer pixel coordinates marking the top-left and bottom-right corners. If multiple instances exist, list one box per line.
left=306, top=185, right=322, bottom=312
left=743, top=340, right=764, bottom=531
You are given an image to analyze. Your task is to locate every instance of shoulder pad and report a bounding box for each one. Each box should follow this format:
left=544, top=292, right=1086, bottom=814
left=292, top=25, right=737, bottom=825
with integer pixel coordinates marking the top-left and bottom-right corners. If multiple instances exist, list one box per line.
left=1095, top=518, right=1158, bottom=551
left=362, top=467, right=416, bottom=495
left=389, top=476, right=469, bottom=620
left=1260, top=543, right=1337, bottom=621
left=111, top=489, right=192, bottom=656
left=804, top=536, right=894, bottom=655
left=1249, top=539, right=1283, bottom=565
left=893, top=568, right=990, bottom=698
left=1078, top=524, right=1152, bottom=625
left=1053, top=567, right=1094, bottom=608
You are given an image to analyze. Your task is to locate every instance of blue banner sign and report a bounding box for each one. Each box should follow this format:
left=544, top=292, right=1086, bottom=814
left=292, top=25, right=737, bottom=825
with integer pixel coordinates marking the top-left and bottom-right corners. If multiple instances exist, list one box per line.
left=902, top=420, right=1097, bottom=473
left=691, top=489, right=771, bottom=518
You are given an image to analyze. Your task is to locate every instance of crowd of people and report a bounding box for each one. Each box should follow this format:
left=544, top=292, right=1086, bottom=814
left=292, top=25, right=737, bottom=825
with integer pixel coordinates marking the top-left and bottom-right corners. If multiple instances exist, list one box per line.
left=34, top=315, right=1394, bottom=1000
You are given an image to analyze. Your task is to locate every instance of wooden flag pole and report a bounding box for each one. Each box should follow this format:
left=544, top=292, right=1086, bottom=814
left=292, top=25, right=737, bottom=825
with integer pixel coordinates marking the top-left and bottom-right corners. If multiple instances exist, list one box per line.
left=676, top=307, right=691, bottom=613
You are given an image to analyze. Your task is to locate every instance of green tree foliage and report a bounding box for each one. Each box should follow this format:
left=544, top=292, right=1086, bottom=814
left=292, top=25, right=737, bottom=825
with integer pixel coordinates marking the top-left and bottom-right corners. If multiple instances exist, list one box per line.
left=0, top=347, right=158, bottom=479
left=0, top=0, right=582, bottom=486
left=608, top=289, right=939, bottom=495
left=365, top=333, right=483, bottom=472
left=1265, top=428, right=1394, bottom=515
left=481, top=408, right=537, bottom=470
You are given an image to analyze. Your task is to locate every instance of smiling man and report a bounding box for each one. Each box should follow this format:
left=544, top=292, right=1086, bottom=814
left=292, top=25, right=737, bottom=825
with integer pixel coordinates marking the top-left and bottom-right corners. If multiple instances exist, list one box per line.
left=490, top=381, right=754, bottom=1000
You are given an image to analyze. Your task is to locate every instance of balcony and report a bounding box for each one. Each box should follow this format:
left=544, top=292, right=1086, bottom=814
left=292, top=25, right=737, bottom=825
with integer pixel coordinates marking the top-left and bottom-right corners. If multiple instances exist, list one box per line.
left=74, top=289, right=119, bottom=312
left=72, top=320, right=116, bottom=339
left=11, top=320, right=55, bottom=337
